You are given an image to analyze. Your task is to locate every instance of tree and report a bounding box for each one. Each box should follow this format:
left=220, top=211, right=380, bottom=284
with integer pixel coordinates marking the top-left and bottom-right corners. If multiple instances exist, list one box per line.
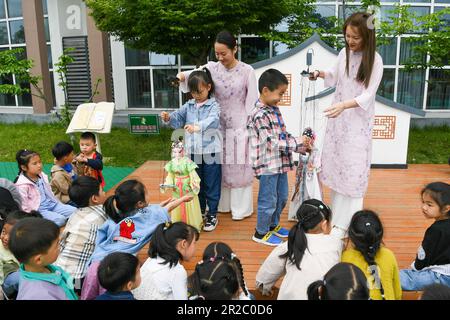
left=85, top=0, right=309, bottom=66
left=0, top=48, right=49, bottom=105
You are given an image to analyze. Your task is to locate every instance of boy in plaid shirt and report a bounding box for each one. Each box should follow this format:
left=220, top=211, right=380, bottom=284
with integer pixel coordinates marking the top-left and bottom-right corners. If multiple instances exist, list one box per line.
left=247, top=69, right=311, bottom=246
left=54, top=176, right=107, bottom=293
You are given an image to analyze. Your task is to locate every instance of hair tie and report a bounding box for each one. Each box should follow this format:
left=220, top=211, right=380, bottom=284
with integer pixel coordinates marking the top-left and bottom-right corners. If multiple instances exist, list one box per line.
left=230, top=253, right=236, bottom=260
left=365, top=222, right=371, bottom=227
left=164, top=221, right=171, bottom=231
left=323, top=279, right=327, bottom=286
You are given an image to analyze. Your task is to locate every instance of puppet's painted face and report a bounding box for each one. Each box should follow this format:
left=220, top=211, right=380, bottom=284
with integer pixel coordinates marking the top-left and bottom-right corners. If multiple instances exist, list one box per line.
left=171, top=141, right=184, bottom=159
left=302, top=127, right=316, bottom=146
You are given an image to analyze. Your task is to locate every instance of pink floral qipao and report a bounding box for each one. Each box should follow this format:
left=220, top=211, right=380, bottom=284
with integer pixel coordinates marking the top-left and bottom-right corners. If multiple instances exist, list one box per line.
left=320, top=49, right=383, bottom=198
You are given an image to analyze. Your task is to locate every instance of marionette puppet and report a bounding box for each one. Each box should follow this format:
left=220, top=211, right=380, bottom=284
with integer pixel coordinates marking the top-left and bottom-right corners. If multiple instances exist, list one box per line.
left=160, top=139, right=203, bottom=231
left=288, top=127, right=323, bottom=221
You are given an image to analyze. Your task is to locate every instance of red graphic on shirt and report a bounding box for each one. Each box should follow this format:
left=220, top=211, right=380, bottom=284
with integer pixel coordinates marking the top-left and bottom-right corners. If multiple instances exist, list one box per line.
left=119, top=218, right=135, bottom=239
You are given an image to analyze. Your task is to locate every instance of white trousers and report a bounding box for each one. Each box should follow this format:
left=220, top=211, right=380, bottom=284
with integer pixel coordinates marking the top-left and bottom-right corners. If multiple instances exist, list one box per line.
left=330, top=189, right=363, bottom=232
left=218, top=185, right=253, bottom=219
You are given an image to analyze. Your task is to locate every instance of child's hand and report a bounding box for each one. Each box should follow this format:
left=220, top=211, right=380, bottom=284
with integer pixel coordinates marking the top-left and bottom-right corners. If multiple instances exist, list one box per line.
left=181, top=194, right=194, bottom=202
left=159, top=198, right=173, bottom=207
left=184, top=124, right=200, bottom=134
left=161, top=112, right=170, bottom=122
left=75, top=154, right=87, bottom=163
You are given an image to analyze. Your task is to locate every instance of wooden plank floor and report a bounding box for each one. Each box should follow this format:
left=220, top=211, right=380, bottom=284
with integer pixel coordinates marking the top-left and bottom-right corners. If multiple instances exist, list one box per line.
left=107, top=162, right=450, bottom=300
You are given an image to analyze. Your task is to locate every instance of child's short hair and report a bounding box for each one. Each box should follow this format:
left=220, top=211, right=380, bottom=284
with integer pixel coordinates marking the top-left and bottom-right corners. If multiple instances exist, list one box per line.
left=149, top=222, right=199, bottom=268
left=307, top=262, right=369, bottom=300
left=5, top=210, right=42, bottom=225
left=80, top=132, right=96, bottom=143
left=69, top=176, right=100, bottom=207
left=421, top=182, right=450, bottom=215
left=258, top=68, right=288, bottom=93
left=8, top=218, right=59, bottom=263
left=97, top=252, right=139, bottom=293
left=52, top=141, right=74, bottom=160
left=188, top=68, right=215, bottom=98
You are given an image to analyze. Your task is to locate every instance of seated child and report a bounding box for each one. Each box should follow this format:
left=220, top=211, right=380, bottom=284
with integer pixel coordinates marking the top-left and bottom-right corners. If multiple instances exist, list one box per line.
left=307, top=262, right=369, bottom=300
left=400, top=182, right=450, bottom=290
left=14, top=149, right=76, bottom=227
left=200, top=241, right=253, bottom=300
left=8, top=218, right=78, bottom=300
left=256, top=199, right=342, bottom=300
left=189, top=255, right=240, bottom=300
left=132, top=221, right=199, bottom=300
left=161, top=68, right=221, bottom=231
left=247, top=68, right=310, bottom=246
left=80, top=179, right=193, bottom=300
left=54, top=176, right=107, bottom=291
left=1, top=210, right=42, bottom=299
left=74, top=132, right=105, bottom=188
left=342, top=210, right=402, bottom=300
left=51, top=141, right=76, bottom=204
left=95, top=252, right=141, bottom=300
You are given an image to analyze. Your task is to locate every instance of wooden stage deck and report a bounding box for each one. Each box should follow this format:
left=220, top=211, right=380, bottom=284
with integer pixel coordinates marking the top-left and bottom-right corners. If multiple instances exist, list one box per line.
left=108, top=162, right=450, bottom=300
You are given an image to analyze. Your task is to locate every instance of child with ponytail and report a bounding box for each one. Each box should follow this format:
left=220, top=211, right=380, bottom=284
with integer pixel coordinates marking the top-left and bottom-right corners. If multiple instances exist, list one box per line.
left=201, top=241, right=253, bottom=300
left=255, top=199, right=343, bottom=299
left=132, top=221, right=199, bottom=300
left=342, top=210, right=402, bottom=300
left=80, top=179, right=193, bottom=300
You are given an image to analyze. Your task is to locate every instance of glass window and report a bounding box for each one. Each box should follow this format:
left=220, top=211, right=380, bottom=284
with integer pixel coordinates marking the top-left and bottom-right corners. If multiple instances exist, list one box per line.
left=0, top=22, right=8, bottom=45
left=180, top=54, right=197, bottom=66
left=380, top=5, right=397, bottom=23
left=403, top=0, right=430, bottom=3
left=152, top=69, right=179, bottom=109
left=377, top=37, right=397, bottom=65
left=44, top=17, right=50, bottom=42
left=9, top=20, right=25, bottom=44
left=17, top=82, right=32, bottom=106
left=338, top=5, right=363, bottom=21
left=434, top=7, right=450, bottom=32
left=6, top=0, right=22, bottom=18
left=400, top=38, right=426, bottom=65
left=272, top=41, right=289, bottom=57
left=241, top=37, right=270, bottom=64
left=377, top=68, right=395, bottom=100
left=0, top=75, right=16, bottom=106
left=313, top=5, right=336, bottom=29
left=0, top=1, right=5, bottom=19
left=43, top=0, right=48, bottom=15
left=381, top=0, right=399, bottom=2
left=426, top=70, right=450, bottom=110
left=407, top=6, right=430, bottom=33
left=435, top=0, right=450, bottom=3
left=125, top=47, right=149, bottom=66
left=149, top=52, right=177, bottom=66
left=397, top=69, right=425, bottom=109
left=126, top=69, right=151, bottom=108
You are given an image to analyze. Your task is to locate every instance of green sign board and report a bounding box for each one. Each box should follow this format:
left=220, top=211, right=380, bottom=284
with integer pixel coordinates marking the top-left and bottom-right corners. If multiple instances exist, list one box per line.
left=129, top=114, right=160, bottom=134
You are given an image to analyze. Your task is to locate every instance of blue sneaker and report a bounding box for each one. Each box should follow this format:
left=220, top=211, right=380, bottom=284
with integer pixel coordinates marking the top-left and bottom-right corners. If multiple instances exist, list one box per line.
left=252, top=231, right=283, bottom=246
left=271, top=225, right=289, bottom=238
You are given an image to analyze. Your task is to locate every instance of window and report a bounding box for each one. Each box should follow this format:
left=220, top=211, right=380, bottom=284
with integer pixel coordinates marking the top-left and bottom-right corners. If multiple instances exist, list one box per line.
left=426, top=70, right=450, bottom=110
left=125, top=47, right=149, bottom=66
left=397, top=69, right=425, bottom=109
left=240, top=37, right=270, bottom=64
left=313, top=5, right=336, bottom=29
left=400, top=38, right=426, bottom=65
left=153, top=68, right=179, bottom=109
left=6, top=0, right=22, bottom=18
left=377, top=68, right=395, bottom=100
left=127, top=69, right=151, bottom=108
left=0, top=22, right=8, bottom=45
left=406, top=6, right=430, bottom=34
left=377, top=37, right=397, bottom=66
left=338, top=5, right=363, bottom=21
left=9, top=20, right=25, bottom=44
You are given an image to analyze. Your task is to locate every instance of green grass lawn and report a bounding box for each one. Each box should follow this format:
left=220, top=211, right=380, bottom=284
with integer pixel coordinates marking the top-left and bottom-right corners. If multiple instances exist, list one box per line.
left=0, top=122, right=174, bottom=167
left=0, top=122, right=448, bottom=166
left=407, top=125, right=450, bottom=164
